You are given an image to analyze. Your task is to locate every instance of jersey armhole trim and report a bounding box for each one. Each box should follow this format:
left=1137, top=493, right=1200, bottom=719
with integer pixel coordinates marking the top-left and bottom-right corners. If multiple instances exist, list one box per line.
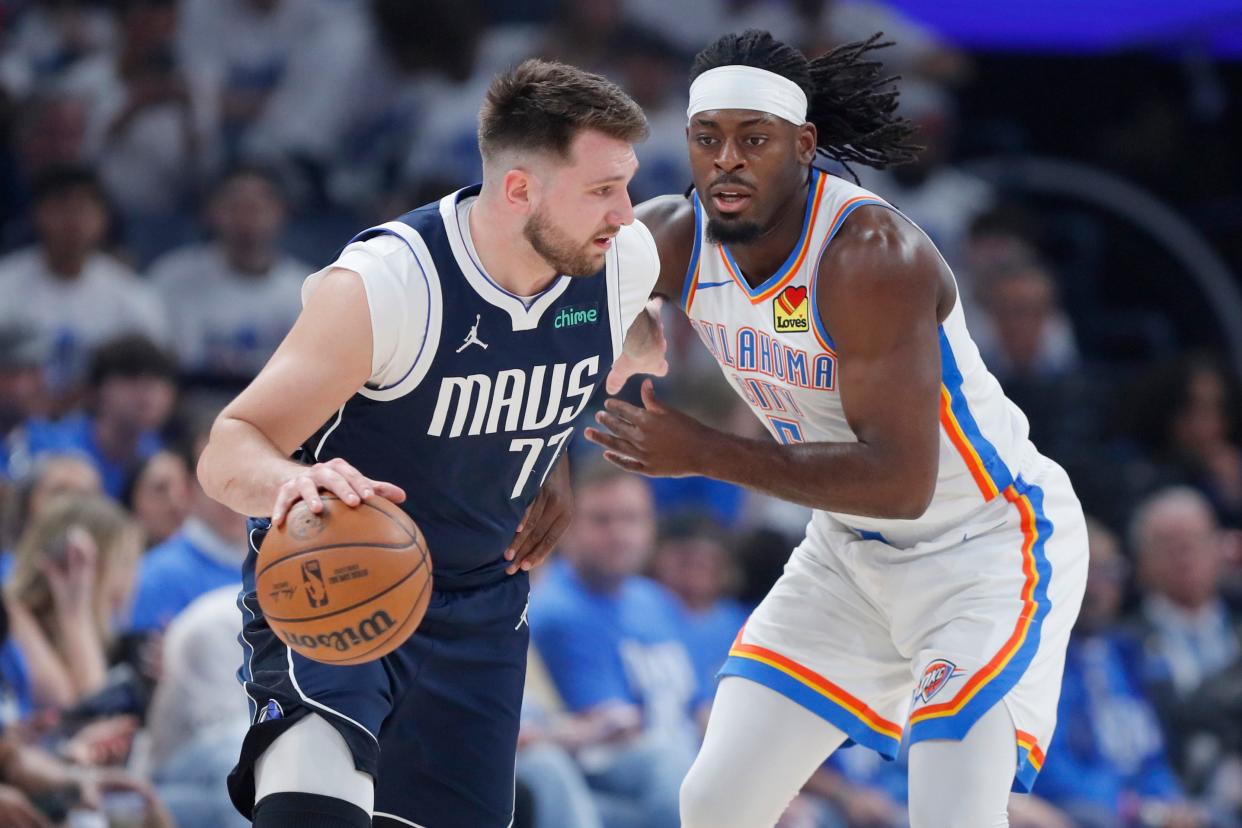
left=606, top=236, right=625, bottom=361
left=349, top=221, right=444, bottom=402
left=807, top=198, right=891, bottom=354
left=352, top=228, right=433, bottom=392
left=938, top=328, right=1015, bottom=500
left=680, top=195, right=704, bottom=312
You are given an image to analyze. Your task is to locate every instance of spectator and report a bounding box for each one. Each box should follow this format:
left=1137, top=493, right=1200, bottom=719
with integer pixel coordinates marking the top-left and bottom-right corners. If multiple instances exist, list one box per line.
left=145, top=585, right=249, bottom=828
left=1131, top=487, right=1242, bottom=813
left=175, top=0, right=368, bottom=173
left=516, top=647, right=607, bottom=828
left=650, top=514, right=747, bottom=699
left=977, top=260, right=1081, bottom=383
left=0, top=710, right=173, bottom=828
left=972, top=259, right=1102, bottom=463
left=0, top=166, right=168, bottom=390
left=963, top=206, right=1042, bottom=290
left=536, top=0, right=627, bottom=77
left=121, top=449, right=190, bottom=549
left=125, top=416, right=244, bottom=632
left=0, top=594, right=33, bottom=730
left=391, top=0, right=496, bottom=202
left=612, top=26, right=693, bottom=203
left=958, top=204, right=1042, bottom=328
left=1036, top=517, right=1205, bottom=828
left=1132, top=357, right=1242, bottom=529
left=21, top=335, right=176, bottom=499
left=1, top=588, right=170, bottom=826
left=5, top=494, right=142, bottom=711
left=0, top=89, right=92, bottom=248
left=0, top=0, right=117, bottom=101
left=149, top=164, right=308, bottom=382
left=79, top=0, right=216, bottom=222
left=0, top=452, right=102, bottom=581
left=530, top=462, right=699, bottom=828
left=0, top=322, right=50, bottom=482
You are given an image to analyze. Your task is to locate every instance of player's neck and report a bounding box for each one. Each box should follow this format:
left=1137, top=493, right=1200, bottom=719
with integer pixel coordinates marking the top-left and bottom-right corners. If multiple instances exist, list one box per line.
left=468, top=196, right=560, bottom=297
left=726, top=180, right=811, bottom=288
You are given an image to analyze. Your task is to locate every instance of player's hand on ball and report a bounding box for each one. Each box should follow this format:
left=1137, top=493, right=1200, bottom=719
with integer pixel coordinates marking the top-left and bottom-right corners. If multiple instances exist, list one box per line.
left=584, top=379, right=709, bottom=477
left=271, top=457, right=406, bottom=526
left=506, top=454, right=571, bottom=575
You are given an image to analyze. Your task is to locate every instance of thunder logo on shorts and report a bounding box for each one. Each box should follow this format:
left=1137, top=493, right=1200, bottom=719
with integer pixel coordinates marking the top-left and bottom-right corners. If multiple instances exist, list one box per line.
left=915, top=659, right=965, bottom=704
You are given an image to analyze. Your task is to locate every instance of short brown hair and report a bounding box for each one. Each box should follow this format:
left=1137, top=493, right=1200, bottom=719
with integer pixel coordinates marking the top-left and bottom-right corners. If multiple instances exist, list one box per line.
left=478, top=59, right=648, bottom=162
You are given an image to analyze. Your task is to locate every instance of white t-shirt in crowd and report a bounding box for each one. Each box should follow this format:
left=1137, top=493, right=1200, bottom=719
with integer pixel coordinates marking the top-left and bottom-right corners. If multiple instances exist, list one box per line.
left=0, top=246, right=169, bottom=386
left=149, top=243, right=309, bottom=378
left=145, top=585, right=250, bottom=767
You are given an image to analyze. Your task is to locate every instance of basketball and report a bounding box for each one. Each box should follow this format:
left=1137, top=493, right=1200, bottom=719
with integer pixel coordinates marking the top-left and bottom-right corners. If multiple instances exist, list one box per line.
left=255, top=494, right=432, bottom=665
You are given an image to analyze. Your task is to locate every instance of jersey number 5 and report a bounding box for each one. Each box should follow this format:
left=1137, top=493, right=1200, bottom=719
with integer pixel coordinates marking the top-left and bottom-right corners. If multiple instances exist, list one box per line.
left=509, top=426, right=574, bottom=499
left=768, top=416, right=805, bottom=445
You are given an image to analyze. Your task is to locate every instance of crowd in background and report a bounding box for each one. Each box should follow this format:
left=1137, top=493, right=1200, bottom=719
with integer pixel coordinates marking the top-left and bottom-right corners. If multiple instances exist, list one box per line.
left=0, top=0, right=1239, bottom=826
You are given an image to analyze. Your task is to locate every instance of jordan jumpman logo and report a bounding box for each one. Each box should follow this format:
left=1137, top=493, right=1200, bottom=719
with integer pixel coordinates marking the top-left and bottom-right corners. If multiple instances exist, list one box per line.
left=456, top=314, right=488, bottom=352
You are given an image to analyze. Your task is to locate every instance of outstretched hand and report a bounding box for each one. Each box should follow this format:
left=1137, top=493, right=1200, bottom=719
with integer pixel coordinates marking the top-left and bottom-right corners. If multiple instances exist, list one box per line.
left=605, top=300, right=669, bottom=395
left=584, top=379, right=711, bottom=478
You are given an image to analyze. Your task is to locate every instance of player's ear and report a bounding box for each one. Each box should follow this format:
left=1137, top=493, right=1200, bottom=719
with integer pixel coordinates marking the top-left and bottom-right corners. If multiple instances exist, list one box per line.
left=796, top=123, right=817, bottom=165
left=501, top=168, right=535, bottom=215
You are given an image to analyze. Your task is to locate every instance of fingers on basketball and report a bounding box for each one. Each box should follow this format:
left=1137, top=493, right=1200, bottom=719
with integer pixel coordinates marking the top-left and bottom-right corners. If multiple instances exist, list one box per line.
left=256, top=494, right=432, bottom=665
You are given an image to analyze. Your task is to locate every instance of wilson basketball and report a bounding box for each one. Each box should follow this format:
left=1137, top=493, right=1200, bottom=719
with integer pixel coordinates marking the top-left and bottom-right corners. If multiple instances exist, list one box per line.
left=255, top=494, right=432, bottom=665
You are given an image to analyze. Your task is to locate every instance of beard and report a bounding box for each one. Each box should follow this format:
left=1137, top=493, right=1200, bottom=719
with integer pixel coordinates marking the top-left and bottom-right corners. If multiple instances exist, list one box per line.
left=523, top=208, right=610, bottom=277
left=706, top=216, right=763, bottom=246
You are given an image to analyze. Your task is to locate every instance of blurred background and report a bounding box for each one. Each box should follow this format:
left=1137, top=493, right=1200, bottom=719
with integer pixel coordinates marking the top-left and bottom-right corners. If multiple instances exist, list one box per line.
left=0, top=0, right=1239, bottom=826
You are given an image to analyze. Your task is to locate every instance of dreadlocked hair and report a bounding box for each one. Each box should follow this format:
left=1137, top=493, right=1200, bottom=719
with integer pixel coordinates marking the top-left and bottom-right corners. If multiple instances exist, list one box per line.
left=690, top=30, right=921, bottom=181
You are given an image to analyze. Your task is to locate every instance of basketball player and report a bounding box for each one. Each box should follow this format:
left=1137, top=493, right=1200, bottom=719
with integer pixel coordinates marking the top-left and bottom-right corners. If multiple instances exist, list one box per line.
left=196, top=60, right=664, bottom=828
left=588, top=32, right=1089, bottom=827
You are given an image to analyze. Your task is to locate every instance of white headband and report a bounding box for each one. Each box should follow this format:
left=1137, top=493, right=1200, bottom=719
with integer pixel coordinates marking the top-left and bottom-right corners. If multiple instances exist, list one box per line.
left=687, top=65, right=808, bottom=126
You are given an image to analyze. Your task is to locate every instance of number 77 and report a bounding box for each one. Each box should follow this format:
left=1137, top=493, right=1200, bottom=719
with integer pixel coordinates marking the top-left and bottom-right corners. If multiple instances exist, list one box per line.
left=509, top=426, right=574, bottom=499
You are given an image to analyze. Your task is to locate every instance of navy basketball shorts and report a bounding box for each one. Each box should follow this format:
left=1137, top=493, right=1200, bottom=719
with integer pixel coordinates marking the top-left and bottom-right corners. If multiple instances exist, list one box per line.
left=229, top=518, right=531, bottom=828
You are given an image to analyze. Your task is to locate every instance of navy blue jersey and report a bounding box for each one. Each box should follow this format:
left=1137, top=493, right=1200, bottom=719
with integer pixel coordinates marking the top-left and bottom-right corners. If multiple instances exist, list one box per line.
left=297, top=185, right=657, bottom=589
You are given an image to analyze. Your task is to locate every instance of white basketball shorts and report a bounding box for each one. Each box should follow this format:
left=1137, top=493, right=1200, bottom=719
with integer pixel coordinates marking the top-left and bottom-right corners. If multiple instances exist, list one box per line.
left=719, top=455, right=1088, bottom=791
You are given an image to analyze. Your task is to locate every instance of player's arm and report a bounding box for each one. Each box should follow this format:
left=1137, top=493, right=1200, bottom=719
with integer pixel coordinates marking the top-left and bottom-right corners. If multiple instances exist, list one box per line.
left=586, top=208, right=942, bottom=520
left=603, top=196, right=696, bottom=393
left=197, top=268, right=406, bottom=524
left=637, top=195, right=696, bottom=303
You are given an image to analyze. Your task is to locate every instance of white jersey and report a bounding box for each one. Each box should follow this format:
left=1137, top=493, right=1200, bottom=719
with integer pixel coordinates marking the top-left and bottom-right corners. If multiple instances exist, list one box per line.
left=681, top=169, right=1038, bottom=544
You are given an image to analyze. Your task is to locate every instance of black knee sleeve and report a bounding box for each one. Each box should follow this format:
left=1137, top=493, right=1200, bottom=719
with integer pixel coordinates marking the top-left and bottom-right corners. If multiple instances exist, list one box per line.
left=252, top=792, right=370, bottom=828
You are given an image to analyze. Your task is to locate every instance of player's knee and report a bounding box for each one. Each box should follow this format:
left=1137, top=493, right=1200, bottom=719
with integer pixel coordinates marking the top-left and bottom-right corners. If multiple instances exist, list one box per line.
left=254, top=713, right=374, bottom=814
left=253, top=791, right=370, bottom=828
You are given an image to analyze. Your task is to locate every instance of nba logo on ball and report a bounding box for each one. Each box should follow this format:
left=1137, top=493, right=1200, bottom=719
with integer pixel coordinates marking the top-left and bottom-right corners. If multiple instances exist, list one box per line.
left=915, top=659, right=963, bottom=704
left=302, top=559, right=329, bottom=608
left=773, top=286, right=809, bottom=333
